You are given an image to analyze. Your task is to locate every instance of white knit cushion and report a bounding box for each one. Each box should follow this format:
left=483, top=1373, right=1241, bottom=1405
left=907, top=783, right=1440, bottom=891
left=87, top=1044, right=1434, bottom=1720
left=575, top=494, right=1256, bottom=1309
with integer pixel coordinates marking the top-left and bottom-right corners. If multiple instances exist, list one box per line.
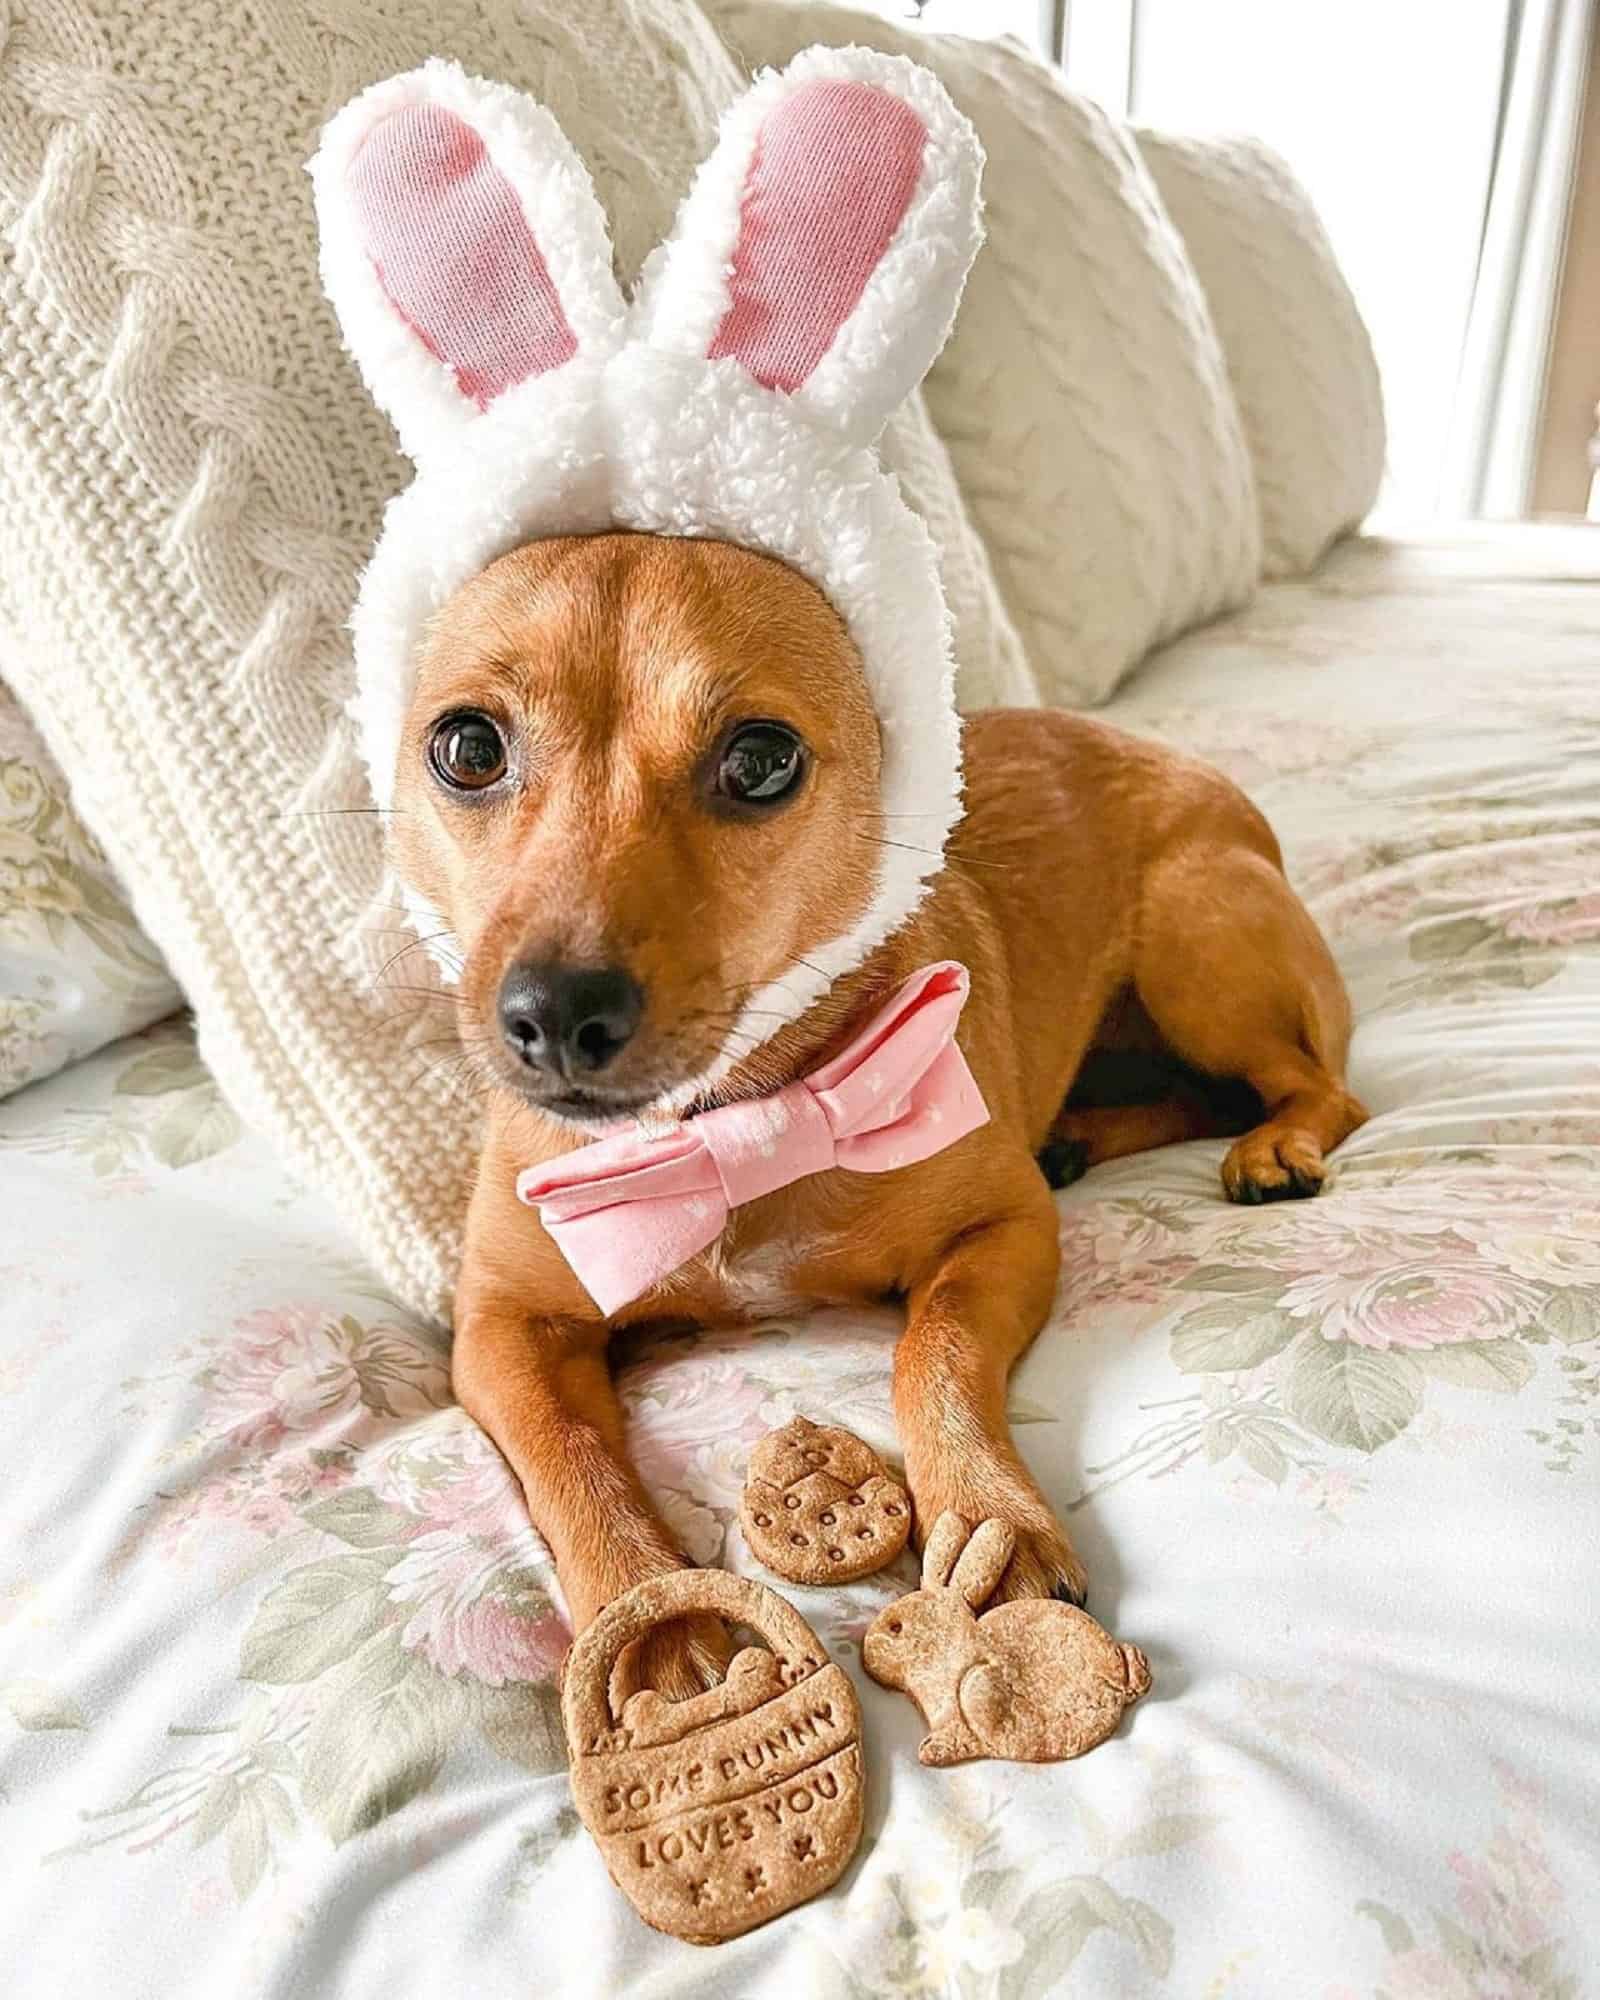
left=1136, top=132, right=1386, bottom=576
left=708, top=0, right=1262, bottom=706
left=880, top=410, right=1037, bottom=710
left=0, top=0, right=1026, bottom=1320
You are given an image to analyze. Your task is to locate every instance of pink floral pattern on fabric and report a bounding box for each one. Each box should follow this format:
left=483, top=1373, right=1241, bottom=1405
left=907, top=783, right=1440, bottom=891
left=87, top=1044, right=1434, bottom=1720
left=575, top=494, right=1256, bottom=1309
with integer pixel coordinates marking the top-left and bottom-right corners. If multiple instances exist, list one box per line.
left=1338, top=1766, right=1578, bottom=2000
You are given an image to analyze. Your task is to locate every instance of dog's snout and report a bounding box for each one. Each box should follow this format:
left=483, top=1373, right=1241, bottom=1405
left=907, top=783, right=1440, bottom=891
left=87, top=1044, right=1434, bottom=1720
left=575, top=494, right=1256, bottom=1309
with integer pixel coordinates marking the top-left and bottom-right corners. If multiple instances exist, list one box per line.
left=497, top=961, right=644, bottom=1078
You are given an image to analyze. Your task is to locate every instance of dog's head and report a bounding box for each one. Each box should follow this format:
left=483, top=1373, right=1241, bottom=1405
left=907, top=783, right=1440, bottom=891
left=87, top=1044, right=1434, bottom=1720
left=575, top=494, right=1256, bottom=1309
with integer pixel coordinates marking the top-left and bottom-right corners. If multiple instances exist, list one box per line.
left=312, top=50, right=986, bottom=1127
left=391, top=531, right=882, bottom=1127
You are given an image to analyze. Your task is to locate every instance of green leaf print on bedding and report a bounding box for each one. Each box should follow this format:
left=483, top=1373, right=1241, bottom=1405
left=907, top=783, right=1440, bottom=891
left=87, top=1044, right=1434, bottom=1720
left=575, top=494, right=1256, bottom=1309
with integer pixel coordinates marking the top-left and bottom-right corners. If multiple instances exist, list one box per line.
left=1069, top=1146, right=1599, bottom=1505
left=812, top=1757, right=1219, bottom=1997
left=52, top=1308, right=570, bottom=1898
left=297, top=1630, right=464, bottom=1844
left=3, top=1679, right=87, bottom=1731
left=1283, top=1335, right=1424, bottom=1451
left=0, top=1018, right=240, bottom=1173
left=1171, top=1305, right=1299, bottom=1374
left=239, top=1552, right=394, bottom=1685
left=113, top=1030, right=242, bottom=1168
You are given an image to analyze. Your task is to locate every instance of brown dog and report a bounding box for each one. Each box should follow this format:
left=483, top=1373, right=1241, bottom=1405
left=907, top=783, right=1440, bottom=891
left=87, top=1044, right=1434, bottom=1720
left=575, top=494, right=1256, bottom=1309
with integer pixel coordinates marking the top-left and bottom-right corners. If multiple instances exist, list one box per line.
left=391, top=530, right=1364, bottom=1697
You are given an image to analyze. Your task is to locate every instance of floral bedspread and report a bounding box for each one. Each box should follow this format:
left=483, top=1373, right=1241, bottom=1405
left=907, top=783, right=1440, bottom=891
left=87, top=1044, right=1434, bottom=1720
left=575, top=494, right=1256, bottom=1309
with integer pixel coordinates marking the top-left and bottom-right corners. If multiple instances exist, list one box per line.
left=1, top=685, right=179, bottom=1097
left=3, top=529, right=1598, bottom=1999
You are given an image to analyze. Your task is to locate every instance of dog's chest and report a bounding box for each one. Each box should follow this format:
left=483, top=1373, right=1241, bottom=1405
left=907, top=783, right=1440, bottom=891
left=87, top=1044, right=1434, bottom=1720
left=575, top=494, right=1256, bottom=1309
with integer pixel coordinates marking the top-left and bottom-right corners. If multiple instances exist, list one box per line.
left=642, top=1170, right=898, bottom=1324
left=700, top=1229, right=814, bottom=1319
left=693, top=1180, right=866, bottom=1319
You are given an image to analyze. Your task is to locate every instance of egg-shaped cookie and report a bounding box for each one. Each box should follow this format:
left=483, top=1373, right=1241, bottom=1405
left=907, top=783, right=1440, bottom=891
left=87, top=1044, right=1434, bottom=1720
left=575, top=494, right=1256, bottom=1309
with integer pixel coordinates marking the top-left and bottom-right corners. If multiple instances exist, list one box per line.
left=741, top=1415, right=911, bottom=1583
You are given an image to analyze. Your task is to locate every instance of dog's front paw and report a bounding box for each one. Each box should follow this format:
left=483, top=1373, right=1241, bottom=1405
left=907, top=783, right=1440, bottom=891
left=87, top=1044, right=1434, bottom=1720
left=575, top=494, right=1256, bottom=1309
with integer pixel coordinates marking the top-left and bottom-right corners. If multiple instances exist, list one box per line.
left=986, top=1518, right=1090, bottom=1610
left=910, top=1468, right=1088, bottom=1609
left=611, top=1613, right=735, bottom=1706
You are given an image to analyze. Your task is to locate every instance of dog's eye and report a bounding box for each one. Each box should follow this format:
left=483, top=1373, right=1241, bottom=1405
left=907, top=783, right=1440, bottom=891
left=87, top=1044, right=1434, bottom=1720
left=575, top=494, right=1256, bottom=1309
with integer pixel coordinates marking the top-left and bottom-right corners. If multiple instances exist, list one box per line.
left=715, top=722, right=805, bottom=807
left=429, top=712, right=507, bottom=793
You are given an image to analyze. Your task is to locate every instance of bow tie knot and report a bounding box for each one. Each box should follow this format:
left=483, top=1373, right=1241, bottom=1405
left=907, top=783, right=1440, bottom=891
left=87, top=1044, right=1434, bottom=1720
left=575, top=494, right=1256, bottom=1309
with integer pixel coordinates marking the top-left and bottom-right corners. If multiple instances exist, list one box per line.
left=517, top=962, right=988, bottom=1315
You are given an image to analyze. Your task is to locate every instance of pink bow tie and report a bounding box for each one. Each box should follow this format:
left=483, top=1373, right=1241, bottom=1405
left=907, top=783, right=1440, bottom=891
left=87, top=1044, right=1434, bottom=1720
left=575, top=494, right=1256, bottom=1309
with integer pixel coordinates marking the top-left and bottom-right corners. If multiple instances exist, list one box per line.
left=516, top=961, right=988, bottom=1315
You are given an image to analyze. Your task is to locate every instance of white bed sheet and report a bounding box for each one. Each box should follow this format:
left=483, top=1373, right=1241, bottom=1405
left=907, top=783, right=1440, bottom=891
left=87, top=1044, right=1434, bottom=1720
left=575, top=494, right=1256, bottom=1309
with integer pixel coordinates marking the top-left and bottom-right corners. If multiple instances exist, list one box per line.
left=2, top=529, right=1597, bottom=1999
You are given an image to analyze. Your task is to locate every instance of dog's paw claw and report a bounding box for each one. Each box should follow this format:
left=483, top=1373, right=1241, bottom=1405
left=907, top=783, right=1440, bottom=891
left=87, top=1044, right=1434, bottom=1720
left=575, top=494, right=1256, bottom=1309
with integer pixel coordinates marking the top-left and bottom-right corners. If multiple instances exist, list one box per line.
left=989, top=1526, right=1090, bottom=1611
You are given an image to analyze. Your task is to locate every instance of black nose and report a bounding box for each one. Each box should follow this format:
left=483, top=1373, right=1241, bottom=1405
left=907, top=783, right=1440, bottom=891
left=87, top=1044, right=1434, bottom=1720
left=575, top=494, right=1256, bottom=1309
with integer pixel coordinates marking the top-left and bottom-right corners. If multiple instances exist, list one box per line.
left=497, top=961, right=644, bottom=1079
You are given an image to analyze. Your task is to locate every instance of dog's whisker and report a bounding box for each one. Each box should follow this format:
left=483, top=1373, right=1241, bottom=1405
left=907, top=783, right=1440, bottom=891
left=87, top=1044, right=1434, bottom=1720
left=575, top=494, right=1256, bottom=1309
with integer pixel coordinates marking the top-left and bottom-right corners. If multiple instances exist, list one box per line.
left=856, top=832, right=1010, bottom=872
left=371, top=987, right=461, bottom=1007
left=405, top=1050, right=478, bottom=1095
left=367, top=931, right=461, bottom=990
left=784, top=953, right=832, bottom=983
left=679, top=1005, right=794, bottom=1027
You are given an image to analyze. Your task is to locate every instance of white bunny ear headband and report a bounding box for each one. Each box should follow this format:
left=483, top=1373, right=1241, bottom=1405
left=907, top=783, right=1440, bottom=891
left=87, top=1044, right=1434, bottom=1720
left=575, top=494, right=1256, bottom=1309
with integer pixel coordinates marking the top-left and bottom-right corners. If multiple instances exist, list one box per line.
left=311, top=48, right=985, bottom=1067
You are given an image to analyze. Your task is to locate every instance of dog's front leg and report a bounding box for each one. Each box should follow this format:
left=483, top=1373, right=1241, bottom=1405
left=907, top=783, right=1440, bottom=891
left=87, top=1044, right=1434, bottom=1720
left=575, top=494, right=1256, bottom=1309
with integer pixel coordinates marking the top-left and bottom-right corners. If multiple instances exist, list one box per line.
left=452, top=1301, right=731, bottom=1700
left=894, top=1190, right=1089, bottom=1606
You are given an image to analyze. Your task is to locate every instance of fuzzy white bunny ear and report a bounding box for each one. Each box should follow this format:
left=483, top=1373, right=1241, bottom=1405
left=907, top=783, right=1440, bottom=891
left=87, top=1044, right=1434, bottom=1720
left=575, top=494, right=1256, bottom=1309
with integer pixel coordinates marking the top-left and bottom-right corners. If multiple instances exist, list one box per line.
left=636, top=46, right=983, bottom=444
left=310, top=59, right=625, bottom=463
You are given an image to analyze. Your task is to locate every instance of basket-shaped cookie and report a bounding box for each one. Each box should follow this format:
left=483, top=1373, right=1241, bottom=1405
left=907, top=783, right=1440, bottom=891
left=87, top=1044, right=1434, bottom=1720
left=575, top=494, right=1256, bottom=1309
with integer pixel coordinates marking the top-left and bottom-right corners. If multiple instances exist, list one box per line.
left=562, top=1569, right=865, bottom=1945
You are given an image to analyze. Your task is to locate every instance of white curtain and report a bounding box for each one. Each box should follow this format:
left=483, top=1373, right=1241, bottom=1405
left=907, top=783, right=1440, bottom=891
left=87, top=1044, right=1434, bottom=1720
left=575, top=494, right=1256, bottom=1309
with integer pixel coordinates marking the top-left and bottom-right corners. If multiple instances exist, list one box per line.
left=891, top=0, right=1592, bottom=522
left=1438, top=0, right=1596, bottom=516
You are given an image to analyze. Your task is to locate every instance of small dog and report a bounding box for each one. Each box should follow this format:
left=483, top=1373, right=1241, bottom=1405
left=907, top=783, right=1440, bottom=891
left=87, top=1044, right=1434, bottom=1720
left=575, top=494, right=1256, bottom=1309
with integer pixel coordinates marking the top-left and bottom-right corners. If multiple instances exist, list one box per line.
left=391, top=528, right=1366, bottom=1698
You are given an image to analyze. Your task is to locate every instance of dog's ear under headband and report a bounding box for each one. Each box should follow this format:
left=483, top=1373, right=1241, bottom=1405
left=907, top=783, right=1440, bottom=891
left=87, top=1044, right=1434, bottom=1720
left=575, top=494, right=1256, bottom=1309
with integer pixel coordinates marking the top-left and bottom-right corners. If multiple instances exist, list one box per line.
left=311, top=47, right=984, bottom=462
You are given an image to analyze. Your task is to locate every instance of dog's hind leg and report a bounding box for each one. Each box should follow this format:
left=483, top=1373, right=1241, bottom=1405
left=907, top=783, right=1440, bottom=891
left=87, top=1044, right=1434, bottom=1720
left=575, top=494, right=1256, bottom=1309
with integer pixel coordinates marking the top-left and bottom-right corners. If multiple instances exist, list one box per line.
left=1042, top=1095, right=1235, bottom=1184
left=1129, top=842, right=1367, bottom=1204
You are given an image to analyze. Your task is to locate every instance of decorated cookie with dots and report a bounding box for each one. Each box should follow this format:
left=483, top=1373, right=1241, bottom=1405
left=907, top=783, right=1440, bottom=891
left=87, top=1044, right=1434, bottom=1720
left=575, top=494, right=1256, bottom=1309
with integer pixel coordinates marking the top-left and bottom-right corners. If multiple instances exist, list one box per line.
left=741, top=1415, right=912, bottom=1584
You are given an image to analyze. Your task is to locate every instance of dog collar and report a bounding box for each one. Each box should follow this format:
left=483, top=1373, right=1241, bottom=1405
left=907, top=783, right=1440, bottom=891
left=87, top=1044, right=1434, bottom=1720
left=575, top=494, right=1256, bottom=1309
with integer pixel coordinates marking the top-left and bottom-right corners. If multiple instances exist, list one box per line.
left=515, top=962, right=987, bottom=1315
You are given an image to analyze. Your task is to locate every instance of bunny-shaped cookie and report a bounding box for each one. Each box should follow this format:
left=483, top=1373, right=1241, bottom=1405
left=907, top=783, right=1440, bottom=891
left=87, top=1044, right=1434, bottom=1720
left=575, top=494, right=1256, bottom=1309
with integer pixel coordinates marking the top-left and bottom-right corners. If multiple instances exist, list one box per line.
left=862, top=1513, right=1151, bottom=1766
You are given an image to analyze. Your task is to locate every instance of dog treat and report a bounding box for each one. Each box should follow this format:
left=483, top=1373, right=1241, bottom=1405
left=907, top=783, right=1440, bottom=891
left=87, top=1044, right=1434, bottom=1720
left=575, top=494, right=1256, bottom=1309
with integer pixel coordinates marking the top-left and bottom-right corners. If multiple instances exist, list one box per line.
left=562, top=1568, right=864, bottom=1946
left=862, top=1512, right=1151, bottom=1767
left=741, top=1415, right=912, bottom=1584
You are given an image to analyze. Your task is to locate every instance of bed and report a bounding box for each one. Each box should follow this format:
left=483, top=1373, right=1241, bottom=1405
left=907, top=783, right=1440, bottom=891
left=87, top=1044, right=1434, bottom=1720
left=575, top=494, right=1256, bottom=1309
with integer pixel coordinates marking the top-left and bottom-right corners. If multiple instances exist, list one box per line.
left=3, top=527, right=1597, bottom=1998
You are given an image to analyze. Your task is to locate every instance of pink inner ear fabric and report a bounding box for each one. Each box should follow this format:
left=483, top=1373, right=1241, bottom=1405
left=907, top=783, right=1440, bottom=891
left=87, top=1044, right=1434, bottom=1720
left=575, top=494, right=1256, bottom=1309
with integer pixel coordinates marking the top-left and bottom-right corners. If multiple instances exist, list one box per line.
left=708, top=80, right=927, bottom=393
left=349, top=102, right=577, bottom=410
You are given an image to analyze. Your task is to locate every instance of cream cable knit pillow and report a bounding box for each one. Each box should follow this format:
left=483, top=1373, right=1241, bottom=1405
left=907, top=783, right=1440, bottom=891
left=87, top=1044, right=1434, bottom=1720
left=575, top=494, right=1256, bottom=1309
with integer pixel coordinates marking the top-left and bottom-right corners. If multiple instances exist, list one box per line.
left=707, top=0, right=1261, bottom=706
left=1136, top=132, right=1385, bottom=576
left=0, top=0, right=1030, bottom=1321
